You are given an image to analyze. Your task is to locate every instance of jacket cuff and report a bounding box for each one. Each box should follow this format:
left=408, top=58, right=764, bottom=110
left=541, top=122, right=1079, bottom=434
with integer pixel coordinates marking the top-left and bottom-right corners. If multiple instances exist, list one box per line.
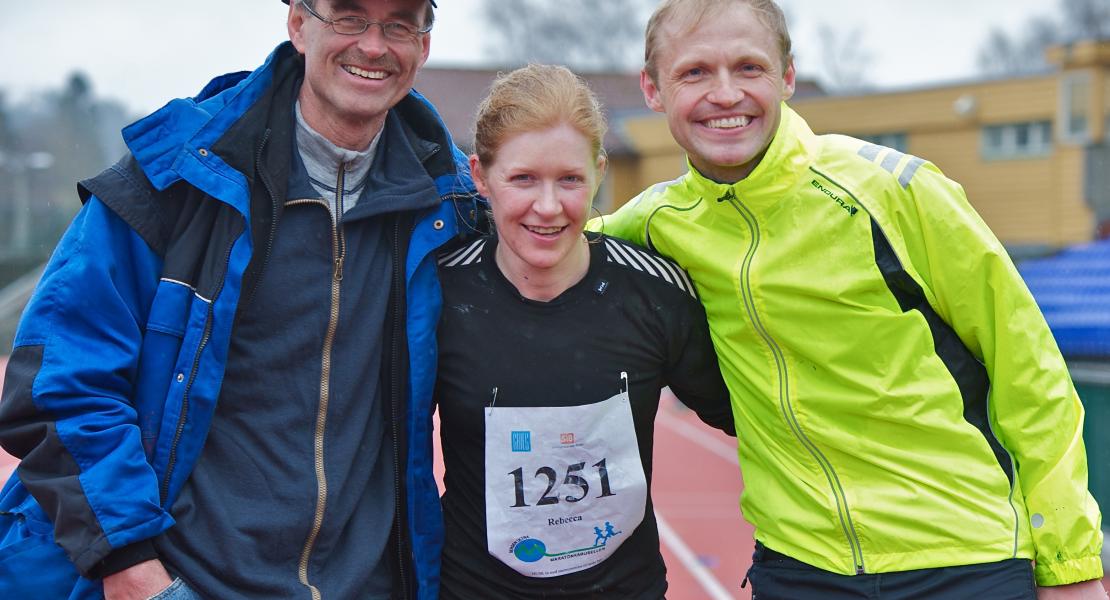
left=1033, top=554, right=1105, bottom=586
left=87, top=539, right=159, bottom=579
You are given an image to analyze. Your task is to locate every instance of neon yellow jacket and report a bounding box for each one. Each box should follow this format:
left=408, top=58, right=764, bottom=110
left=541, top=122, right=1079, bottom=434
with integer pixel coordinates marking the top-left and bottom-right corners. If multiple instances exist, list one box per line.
left=595, top=105, right=1103, bottom=585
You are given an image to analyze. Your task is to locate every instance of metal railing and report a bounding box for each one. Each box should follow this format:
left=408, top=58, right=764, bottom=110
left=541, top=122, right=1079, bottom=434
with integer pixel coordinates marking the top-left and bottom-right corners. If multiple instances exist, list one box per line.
left=0, top=264, right=44, bottom=354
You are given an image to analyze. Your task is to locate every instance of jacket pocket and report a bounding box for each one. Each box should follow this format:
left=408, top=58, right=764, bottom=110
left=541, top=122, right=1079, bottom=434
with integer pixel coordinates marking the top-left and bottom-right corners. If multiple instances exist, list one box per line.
left=0, top=479, right=82, bottom=597
left=134, top=281, right=191, bottom=460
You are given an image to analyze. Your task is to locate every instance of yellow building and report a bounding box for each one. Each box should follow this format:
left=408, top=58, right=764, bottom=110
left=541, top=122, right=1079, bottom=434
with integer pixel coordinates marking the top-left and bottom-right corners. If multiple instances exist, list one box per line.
left=617, top=41, right=1110, bottom=255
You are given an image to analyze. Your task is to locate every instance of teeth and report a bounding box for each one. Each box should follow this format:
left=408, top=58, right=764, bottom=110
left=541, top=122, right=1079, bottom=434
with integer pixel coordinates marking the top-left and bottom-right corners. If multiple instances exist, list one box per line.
left=344, top=66, right=386, bottom=80
left=527, top=225, right=564, bottom=235
left=705, top=116, right=751, bottom=129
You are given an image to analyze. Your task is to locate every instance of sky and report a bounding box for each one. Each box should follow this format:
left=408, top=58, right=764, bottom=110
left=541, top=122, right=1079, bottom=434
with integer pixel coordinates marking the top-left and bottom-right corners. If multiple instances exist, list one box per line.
left=0, top=0, right=1054, bottom=115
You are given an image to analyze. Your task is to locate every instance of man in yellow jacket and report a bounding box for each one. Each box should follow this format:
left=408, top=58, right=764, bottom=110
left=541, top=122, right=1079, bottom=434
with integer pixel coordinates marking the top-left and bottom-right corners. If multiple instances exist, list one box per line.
left=597, top=0, right=1106, bottom=597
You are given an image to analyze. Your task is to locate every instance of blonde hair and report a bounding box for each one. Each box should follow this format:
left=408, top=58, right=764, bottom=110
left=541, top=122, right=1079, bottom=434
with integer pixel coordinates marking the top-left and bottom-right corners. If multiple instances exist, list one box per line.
left=644, top=0, right=792, bottom=81
left=473, top=64, right=607, bottom=167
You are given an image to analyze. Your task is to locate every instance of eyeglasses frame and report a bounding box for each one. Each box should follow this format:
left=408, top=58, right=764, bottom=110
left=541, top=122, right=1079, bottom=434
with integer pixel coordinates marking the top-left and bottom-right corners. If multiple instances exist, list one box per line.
left=299, top=0, right=432, bottom=41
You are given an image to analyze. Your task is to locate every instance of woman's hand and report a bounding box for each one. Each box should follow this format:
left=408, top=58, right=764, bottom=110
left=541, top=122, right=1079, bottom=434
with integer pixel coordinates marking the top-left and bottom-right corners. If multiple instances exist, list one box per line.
left=1037, top=580, right=1110, bottom=600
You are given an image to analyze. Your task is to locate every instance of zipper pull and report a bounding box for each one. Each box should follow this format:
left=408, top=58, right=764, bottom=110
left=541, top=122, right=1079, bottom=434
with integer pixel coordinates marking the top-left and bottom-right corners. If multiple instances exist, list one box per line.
left=334, top=256, right=344, bottom=281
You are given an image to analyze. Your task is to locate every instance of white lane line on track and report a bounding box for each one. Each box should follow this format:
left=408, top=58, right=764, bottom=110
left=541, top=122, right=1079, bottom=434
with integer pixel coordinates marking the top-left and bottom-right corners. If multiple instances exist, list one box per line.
left=657, top=410, right=740, bottom=465
left=657, top=510, right=736, bottom=600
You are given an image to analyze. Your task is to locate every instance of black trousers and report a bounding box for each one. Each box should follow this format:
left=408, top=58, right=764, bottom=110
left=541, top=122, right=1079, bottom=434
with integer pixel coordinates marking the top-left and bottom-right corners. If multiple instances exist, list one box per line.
left=746, top=542, right=1036, bottom=600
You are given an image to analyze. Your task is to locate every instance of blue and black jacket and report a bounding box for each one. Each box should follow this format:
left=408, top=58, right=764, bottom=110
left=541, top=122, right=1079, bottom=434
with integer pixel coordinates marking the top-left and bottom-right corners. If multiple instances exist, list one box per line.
left=0, top=42, right=479, bottom=599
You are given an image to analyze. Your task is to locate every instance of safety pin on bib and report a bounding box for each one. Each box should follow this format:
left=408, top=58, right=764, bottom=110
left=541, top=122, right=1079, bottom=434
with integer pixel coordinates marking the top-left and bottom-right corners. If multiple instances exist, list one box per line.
left=487, top=386, right=499, bottom=417
left=620, top=371, right=628, bottom=396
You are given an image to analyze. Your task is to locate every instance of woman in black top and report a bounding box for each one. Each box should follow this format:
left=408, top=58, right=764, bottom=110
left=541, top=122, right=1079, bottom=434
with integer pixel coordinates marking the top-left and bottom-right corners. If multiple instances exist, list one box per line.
left=435, top=64, right=735, bottom=599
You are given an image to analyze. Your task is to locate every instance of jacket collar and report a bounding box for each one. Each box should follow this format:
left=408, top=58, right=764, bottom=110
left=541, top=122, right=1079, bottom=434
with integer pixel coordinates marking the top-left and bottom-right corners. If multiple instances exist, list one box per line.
left=120, top=41, right=476, bottom=202
left=683, top=104, right=819, bottom=212
left=287, top=107, right=441, bottom=221
left=122, top=43, right=298, bottom=195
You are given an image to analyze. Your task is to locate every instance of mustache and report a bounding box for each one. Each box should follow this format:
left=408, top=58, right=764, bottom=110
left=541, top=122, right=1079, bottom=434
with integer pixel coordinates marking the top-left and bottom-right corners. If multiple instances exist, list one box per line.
left=337, top=53, right=399, bottom=72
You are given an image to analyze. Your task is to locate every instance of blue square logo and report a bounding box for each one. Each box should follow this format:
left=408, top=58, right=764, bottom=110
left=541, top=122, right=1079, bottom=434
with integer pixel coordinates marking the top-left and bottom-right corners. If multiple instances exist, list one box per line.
left=511, top=431, right=531, bottom=452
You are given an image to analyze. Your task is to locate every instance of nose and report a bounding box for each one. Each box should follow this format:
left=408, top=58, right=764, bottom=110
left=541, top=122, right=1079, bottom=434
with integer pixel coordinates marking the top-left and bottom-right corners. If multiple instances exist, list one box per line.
left=533, top=183, right=563, bottom=217
left=356, top=25, right=389, bottom=57
left=706, top=72, right=744, bottom=107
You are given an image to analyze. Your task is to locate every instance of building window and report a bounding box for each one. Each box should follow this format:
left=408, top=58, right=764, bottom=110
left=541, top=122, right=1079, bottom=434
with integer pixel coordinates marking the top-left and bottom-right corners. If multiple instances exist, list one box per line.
left=859, top=132, right=907, bottom=153
left=981, top=121, right=1053, bottom=159
left=1104, top=75, right=1110, bottom=141
left=1060, top=72, right=1091, bottom=143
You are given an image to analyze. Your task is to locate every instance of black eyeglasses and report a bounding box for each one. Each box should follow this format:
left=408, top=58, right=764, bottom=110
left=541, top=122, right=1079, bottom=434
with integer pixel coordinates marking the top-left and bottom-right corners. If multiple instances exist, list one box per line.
left=300, top=1, right=431, bottom=42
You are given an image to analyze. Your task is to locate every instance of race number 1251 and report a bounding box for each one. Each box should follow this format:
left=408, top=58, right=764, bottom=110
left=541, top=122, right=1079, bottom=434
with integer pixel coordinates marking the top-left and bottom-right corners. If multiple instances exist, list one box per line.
left=507, top=459, right=615, bottom=507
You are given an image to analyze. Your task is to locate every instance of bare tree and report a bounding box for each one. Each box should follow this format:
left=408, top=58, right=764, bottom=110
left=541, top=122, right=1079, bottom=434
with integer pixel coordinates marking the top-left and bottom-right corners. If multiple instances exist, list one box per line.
left=815, top=24, right=874, bottom=94
left=480, top=0, right=654, bottom=71
left=976, top=0, right=1110, bottom=77
left=1061, top=0, right=1110, bottom=40
left=978, top=20, right=1061, bottom=77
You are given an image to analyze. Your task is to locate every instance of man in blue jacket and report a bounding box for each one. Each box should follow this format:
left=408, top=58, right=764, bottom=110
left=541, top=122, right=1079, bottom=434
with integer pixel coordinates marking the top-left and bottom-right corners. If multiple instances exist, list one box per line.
left=0, top=1, right=479, bottom=598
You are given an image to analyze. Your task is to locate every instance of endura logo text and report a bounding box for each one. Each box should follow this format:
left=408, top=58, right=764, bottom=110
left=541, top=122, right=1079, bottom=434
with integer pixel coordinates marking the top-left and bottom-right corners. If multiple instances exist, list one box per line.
left=812, top=179, right=859, bottom=217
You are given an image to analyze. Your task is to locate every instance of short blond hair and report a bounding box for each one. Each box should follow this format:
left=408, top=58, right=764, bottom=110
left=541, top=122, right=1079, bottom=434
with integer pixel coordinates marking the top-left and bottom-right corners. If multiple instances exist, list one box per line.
left=644, top=0, right=792, bottom=81
left=473, top=64, right=607, bottom=167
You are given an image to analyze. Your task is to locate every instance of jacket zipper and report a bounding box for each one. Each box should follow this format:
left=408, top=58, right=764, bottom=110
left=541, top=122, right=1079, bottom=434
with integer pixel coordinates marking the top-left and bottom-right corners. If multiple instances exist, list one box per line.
left=160, top=131, right=273, bottom=507
left=724, top=193, right=866, bottom=575
left=390, top=215, right=410, bottom=599
left=241, top=129, right=278, bottom=310
left=159, top=234, right=238, bottom=503
left=159, top=303, right=213, bottom=504
left=291, top=163, right=348, bottom=600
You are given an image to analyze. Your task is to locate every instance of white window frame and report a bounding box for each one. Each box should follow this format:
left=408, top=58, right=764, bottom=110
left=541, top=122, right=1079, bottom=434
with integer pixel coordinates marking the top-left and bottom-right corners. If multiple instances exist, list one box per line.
left=981, top=121, right=1053, bottom=160
left=1059, top=71, right=1092, bottom=144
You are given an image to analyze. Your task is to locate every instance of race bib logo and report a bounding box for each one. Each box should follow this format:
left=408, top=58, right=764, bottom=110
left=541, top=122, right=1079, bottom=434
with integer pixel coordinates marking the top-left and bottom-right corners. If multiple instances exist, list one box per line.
left=511, top=431, right=532, bottom=452
left=560, top=433, right=575, bottom=445
left=509, top=521, right=623, bottom=565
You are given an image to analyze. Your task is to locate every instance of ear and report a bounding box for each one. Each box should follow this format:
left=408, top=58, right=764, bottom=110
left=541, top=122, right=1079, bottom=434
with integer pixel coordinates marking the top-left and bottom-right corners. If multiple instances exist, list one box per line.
left=781, top=59, right=796, bottom=101
left=469, top=155, right=490, bottom=198
left=288, top=3, right=307, bottom=53
left=595, top=154, right=609, bottom=183
left=418, top=33, right=432, bottom=69
left=417, top=32, right=430, bottom=67
left=640, top=70, right=665, bottom=114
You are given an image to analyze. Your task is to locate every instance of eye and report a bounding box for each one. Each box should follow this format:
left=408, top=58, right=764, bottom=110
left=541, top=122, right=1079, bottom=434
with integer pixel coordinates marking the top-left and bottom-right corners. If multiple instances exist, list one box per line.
left=560, top=174, right=586, bottom=185
left=331, top=16, right=369, bottom=35
left=509, top=173, right=535, bottom=184
left=739, top=63, right=766, bottom=75
left=683, top=67, right=705, bottom=79
left=381, top=21, right=420, bottom=39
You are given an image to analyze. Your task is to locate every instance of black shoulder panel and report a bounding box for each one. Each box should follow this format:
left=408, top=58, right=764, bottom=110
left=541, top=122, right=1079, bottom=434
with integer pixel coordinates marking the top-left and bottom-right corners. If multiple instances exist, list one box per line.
left=0, top=344, right=112, bottom=576
left=869, top=219, right=1013, bottom=484
left=77, top=155, right=182, bottom=257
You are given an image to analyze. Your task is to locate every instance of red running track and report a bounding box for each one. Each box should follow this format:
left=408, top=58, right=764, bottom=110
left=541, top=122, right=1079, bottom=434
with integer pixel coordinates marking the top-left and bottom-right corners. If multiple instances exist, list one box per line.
left=647, top=390, right=753, bottom=599
left=0, top=355, right=14, bottom=487
left=0, top=357, right=1106, bottom=597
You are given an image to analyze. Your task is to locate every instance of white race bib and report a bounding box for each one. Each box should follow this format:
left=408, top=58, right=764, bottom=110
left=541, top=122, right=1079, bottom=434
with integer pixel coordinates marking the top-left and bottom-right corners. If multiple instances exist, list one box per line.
left=484, top=377, right=647, bottom=578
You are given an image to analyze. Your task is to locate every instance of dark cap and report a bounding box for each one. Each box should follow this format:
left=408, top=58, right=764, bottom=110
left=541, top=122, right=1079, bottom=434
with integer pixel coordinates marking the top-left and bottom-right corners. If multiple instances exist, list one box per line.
left=281, top=0, right=437, bottom=6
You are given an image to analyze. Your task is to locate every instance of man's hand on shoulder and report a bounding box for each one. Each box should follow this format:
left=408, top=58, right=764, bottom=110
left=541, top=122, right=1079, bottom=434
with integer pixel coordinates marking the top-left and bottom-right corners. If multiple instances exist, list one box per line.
left=1038, top=580, right=1110, bottom=600
left=103, top=559, right=174, bottom=600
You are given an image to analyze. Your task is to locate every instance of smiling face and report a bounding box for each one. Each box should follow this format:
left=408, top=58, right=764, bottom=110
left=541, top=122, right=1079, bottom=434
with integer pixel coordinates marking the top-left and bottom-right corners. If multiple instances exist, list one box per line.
left=642, top=2, right=795, bottom=183
left=289, top=0, right=430, bottom=149
left=472, top=122, right=606, bottom=285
